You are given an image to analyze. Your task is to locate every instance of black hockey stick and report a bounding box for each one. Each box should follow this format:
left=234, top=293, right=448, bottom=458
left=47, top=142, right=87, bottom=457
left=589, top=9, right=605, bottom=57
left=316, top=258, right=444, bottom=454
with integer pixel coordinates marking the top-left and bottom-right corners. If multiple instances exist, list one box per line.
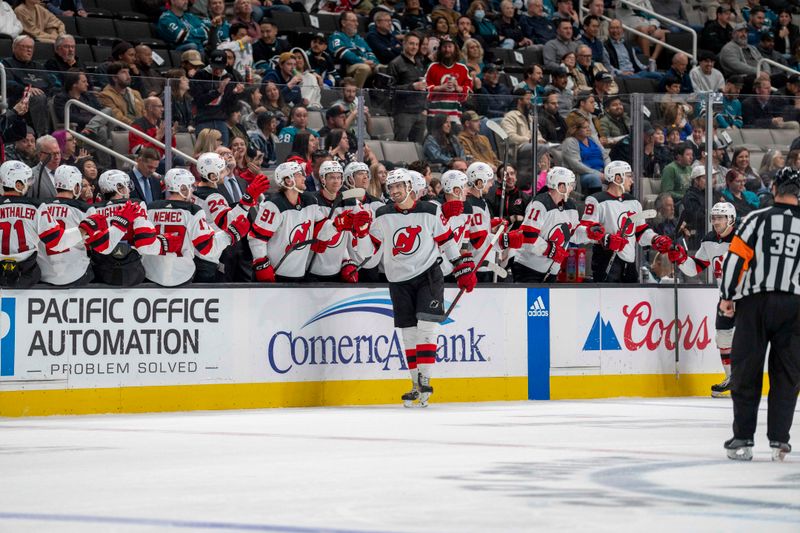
left=671, top=208, right=687, bottom=380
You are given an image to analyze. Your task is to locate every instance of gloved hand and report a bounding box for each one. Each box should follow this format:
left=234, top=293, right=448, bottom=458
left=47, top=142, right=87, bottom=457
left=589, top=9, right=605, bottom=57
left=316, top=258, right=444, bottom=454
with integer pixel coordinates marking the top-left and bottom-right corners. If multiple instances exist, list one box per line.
left=545, top=241, right=569, bottom=264
left=490, top=217, right=505, bottom=229
left=442, top=200, right=464, bottom=221
left=226, top=214, right=250, bottom=243
left=79, top=213, right=108, bottom=246
left=603, top=233, right=627, bottom=252
left=652, top=234, right=673, bottom=253
left=451, top=253, right=477, bottom=293
left=586, top=223, right=605, bottom=241
left=351, top=210, right=371, bottom=238
left=120, top=200, right=146, bottom=223
left=333, top=210, right=354, bottom=232
left=502, top=229, right=524, bottom=249
left=155, top=232, right=183, bottom=255
left=340, top=259, right=359, bottom=283
left=240, top=174, right=270, bottom=208
left=253, top=257, right=275, bottom=282
left=668, top=244, right=688, bottom=264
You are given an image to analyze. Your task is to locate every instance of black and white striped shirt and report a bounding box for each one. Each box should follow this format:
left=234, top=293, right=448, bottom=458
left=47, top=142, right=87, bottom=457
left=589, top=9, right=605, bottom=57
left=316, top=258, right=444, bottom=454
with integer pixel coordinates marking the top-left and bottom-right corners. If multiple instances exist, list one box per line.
left=720, top=202, right=800, bottom=300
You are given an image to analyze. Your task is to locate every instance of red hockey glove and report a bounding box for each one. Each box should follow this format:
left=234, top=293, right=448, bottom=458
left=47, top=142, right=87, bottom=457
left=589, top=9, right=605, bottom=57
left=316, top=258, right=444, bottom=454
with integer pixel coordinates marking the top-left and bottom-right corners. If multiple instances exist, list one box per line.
left=545, top=241, right=569, bottom=265
left=79, top=213, right=109, bottom=247
left=452, top=253, right=477, bottom=293
left=253, top=256, right=275, bottom=282
left=603, top=233, right=627, bottom=252
left=155, top=232, right=183, bottom=255
left=442, top=200, right=464, bottom=221
left=667, top=244, right=688, bottom=264
left=240, top=174, right=270, bottom=208
left=340, top=259, right=359, bottom=283
left=652, top=234, right=673, bottom=254
left=333, top=210, right=354, bottom=232
left=586, top=223, right=605, bottom=241
left=502, top=229, right=524, bottom=249
left=490, top=217, right=505, bottom=229
left=226, top=214, right=250, bottom=243
left=351, top=210, right=372, bottom=238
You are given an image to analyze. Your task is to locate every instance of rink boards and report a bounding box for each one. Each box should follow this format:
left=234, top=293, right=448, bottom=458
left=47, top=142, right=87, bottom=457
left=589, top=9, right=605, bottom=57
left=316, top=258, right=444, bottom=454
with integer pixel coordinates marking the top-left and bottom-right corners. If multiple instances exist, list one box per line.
left=0, top=285, right=733, bottom=416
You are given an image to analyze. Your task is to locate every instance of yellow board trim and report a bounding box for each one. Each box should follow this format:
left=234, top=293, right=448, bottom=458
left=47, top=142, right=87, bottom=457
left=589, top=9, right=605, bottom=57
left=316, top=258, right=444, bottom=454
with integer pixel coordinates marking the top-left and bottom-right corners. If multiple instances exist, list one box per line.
left=550, top=373, right=770, bottom=400
left=0, top=377, right=528, bottom=417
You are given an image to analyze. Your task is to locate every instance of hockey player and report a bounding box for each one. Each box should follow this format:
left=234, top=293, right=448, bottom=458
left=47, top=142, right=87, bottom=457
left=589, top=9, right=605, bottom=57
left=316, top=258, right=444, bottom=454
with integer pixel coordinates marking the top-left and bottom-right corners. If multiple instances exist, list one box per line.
left=431, top=169, right=477, bottom=279
left=343, top=161, right=383, bottom=282
left=141, top=167, right=250, bottom=286
left=576, top=161, right=673, bottom=282
left=409, top=170, right=429, bottom=202
left=508, top=167, right=584, bottom=283
left=465, top=162, right=503, bottom=282
left=249, top=161, right=357, bottom=282
left=668, top=202, right=737, bottom=397
left=343, top=161, right=384, bottom=215
left=361, top=168, right=477, bottom=407
left=192, top=152, right=269, bottom=282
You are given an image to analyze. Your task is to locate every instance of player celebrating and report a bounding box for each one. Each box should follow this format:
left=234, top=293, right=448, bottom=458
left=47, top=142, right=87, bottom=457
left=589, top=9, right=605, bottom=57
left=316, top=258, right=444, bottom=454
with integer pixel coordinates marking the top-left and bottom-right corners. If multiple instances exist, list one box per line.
left=361, top=168, right=477, bottom=407
left=343, top=161, right=383, bottom=281
left=432, top=169, right=476, bottom=278
left=465, top=162, right=503, bottom=282
left=576, top=161, right=672, bottom=282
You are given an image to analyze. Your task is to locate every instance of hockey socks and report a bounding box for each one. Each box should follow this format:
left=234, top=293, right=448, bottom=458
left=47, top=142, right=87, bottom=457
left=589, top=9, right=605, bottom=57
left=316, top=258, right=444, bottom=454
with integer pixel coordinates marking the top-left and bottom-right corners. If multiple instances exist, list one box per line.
left=401, top=327, right=420, bottom=387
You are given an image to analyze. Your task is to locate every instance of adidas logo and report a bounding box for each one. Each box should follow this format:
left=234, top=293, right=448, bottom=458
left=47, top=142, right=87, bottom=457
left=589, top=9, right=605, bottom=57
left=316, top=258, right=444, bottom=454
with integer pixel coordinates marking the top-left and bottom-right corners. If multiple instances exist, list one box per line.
left=527, top=296, right=549, bottom=317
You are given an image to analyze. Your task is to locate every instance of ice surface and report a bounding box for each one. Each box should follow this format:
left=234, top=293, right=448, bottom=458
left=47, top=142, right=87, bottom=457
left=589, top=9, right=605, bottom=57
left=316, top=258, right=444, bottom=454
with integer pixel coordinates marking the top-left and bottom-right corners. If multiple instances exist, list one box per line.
left=1, top=398, right=798, bottom=532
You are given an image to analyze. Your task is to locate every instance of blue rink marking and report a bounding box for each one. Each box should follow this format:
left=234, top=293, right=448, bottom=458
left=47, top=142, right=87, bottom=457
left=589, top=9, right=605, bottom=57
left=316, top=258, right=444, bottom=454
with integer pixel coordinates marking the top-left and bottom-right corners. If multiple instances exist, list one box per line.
left=0, top=512, right=405, bottom=533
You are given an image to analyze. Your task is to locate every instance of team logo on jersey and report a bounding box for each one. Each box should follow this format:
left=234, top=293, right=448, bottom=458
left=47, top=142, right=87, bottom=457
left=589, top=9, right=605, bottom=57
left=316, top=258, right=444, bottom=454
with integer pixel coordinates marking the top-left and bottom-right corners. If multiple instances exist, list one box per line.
left=547, top=222, right=572, bottom=249
left=287, top=221, right=313, bottom=251
left=616, top=211, right=637, bottom=237
left=0, top=298, right=16, bottom=376
left=392, top=226, right=422, bottom=256
left=713, top=255, right=724, bottom=279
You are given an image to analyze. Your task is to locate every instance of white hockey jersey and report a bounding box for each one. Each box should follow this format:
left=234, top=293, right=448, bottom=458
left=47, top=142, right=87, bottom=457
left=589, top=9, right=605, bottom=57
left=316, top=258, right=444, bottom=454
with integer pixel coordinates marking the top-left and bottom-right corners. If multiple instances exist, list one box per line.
left=515, top=193, right=581, bottom=275
left=193, top=186, right=248, bottom=232
left=346, top=192, right=385, bottom=266
left=575, top=191, right=658, bottom=263
left=465, top=196, right=494, bottom=273
left=364, top=200, right=460, bottom=282
left=308, top=191, right=353, bottom=277
left=0, top=196, right=84, bottom=263
left=141, top=199, right=233, bottom=286
left=429, top=198, right=475, bottom=276
left=679, top=229, right=734, bottom=285
left=36, top=198, right=97, bottom=285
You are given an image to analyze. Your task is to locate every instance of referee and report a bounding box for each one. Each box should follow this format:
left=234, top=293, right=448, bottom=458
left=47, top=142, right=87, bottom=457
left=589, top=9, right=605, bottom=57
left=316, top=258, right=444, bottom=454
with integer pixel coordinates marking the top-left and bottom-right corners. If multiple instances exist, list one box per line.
left=719, top=167, right=800, bottom=462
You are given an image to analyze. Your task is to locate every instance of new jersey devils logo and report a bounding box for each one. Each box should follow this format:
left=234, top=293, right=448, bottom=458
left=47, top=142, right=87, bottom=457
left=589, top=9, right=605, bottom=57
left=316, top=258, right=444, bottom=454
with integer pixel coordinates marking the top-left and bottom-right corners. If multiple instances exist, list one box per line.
left=616, top=211, right=637, bottom=237
left=548, top=222, right=572, bottom=249
left=287, top=221, right=312, bottom=252
left=713, top=255, right=725, bottom=279
left=392, top=226, right=422, bottom=256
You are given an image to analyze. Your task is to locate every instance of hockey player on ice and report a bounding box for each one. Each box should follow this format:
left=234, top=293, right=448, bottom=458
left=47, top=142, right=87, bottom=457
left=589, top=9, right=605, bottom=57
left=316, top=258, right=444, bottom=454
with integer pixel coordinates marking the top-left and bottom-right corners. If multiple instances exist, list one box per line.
left=575, top=160, right=673, bottom=282
left=464, top=162, right=505, bottom=282
left=668, top=201, right=738, bottom=397
left=361, top=168, right=477, bottom=407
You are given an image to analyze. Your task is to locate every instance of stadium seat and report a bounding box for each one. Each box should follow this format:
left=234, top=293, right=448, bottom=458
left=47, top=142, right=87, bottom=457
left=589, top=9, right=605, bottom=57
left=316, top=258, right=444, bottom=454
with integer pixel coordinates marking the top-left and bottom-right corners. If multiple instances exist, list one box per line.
left=103, top=0, right=148, bottom=20
left=368, top=116, right=394, bottom=141
left=91, top=44, right=113, bottom=63
left=320, top=90, right=341, bottom=110
left=749, top=150, right=766, bottom=169
left=32, top=41, right=53, bottom=62
left=723, top=127, right=744, bottom=146
left=365, top=139, right=384, bottom=161
left=56, top=15, right=78, bottom=37
left=76, top=43, right=93, bottom=64
left=310, top=13, right=339, bottom=32
left=48, top=97, right=62, bottom=130
left=380, top=141, right=419, bottom=165
left=271, top=12, right=309, bottom=30
left=307, top=111, right=324, bottom=132
left=76, top=17, right=117, bottom=41
left=770, top=128, right=798, bottom=148
left=169, top=50, right=184, bottom=69
left=113, top=20, right=166, bottom=47
left=111, top=130, right=130, bottom=156
left=621, top=77, right=658, bottom=94
left=740, top=128, right=774, bottom=149
left=175, top=132, right=194, bottom=157
left=489, top=48, right=524, bottom=72
left=275, top=142, right=292, bottom=163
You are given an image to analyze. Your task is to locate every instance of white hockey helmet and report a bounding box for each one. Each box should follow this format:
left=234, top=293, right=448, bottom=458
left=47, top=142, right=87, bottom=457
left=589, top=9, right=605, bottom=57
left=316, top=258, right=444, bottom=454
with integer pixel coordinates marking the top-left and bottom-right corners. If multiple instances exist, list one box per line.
left=710, top=201, right=736, bottom=227
left=386, top=168, right=412, bottom=188
left=546, top=166, right=576, bottom=190
left=604, top=160, right=632, bottom=183
left=275, top=161, right=305, bottom=189
left=0, top=160, right=33, bottom=193
left=164, top=167, right=194, bottom=199
left=343, top=161, right=370, bottom=188
left=441, top=169, right=468, bottom=195
left=53, top=165, right=83, bottom=197
left=466, top=161, right=494, bottom=189
left=196, top=152, right=226, bottom=183
left=319, top=160, right=343, bottom=180
left=98, top=169, right=131, bottom=195
left=408, top=170, right=426, bottom=196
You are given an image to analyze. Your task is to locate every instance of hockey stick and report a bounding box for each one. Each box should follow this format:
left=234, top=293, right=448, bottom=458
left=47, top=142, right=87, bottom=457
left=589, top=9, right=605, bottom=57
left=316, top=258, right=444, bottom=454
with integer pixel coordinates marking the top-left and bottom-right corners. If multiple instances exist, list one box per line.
left=481, top=259, right=508, bottom=278
left=603, top=209, right=657, bottom=278
left=441, top=224, right=507, bottom=323
left=671, top=209, right=687, bottom=380
left=487, top=120, right=509, bottom=283
left=543, top=222, right=573, bottom=283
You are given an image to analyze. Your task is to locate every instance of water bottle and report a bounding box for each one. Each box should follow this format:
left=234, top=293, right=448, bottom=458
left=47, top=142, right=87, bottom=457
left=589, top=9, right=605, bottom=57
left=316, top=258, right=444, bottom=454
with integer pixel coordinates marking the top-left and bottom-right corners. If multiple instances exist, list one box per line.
left=576, top=248, right=586, bottom=282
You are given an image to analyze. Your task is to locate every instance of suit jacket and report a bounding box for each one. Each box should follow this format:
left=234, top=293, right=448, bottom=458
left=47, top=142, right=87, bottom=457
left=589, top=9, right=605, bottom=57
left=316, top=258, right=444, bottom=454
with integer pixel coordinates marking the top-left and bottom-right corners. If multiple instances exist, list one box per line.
left=27, top=163, right=57, bottom=199
left=127, top=170, right=164, bottom=203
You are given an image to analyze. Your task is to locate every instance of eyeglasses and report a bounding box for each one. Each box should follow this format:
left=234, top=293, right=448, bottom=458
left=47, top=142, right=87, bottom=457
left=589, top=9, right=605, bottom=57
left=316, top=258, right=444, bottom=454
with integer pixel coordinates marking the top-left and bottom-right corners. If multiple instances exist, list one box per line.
left=41, top=151, right=61, bottom=156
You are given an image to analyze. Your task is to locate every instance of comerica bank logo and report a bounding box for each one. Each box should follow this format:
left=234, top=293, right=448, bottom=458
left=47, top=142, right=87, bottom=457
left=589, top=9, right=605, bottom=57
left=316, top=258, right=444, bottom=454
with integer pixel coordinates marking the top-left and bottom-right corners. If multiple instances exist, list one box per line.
left=527, top=296, right=549, bottom=317
left=0, top=297, right=16, bottom=376
left=302, top=290, right=455, bottom=328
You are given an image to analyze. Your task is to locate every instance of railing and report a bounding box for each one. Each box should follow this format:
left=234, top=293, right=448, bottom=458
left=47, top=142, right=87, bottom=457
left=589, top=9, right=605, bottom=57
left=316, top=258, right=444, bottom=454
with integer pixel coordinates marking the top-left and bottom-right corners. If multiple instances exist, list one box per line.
left=64, top=98, right=198, bottom=168
left=756, top=57, right=800, bottom=79
left=0, top=62, right=6, bottom=113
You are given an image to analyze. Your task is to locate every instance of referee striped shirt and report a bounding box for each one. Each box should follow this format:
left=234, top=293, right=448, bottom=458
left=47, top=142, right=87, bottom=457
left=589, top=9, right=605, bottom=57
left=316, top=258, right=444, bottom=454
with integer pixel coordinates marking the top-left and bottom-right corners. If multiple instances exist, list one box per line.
left=721, top=203, right=800, bottom=300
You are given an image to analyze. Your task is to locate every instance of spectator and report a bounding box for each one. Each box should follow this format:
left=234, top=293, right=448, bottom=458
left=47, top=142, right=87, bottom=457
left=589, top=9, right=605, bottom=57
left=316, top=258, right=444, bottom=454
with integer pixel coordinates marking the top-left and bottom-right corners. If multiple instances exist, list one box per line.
left=598, top=95, right=630, bottom=143
left=14, top=0, right=64, bottom=43
left=721, top=168, right=759, bottom=217
left=52, top=71, right=96, bottom=132
left=467, top=0, right=499, bottom=48
left=661, top=101, right=692, bottom=141
left=561, top=117, right=608, bottom=193
left=590, top=72, right=616, bottom=116
left=253, top=20, right=289, bottom=64
left=500, top=89, right=538, bottom=152
left=46, top=0, right=87, bottom=17
left=681, top=165, right=711, bottom=247
left=773, top=8, right=799, bottom=57
left=286, top=132, right=319, bottom=179
left=367, top=10, right=402, bottom=64
left=426, top=37, right=472, bottom=125
left=165, top=71, right=194, bottom=133
left=157, top=0, right=210, bottom=52
left=431, top=0, right=460, bottom=34
left=218, top=23, right=255, bottom=79
left=318, top=105, right=355, bottom=148
left=584, top=0, right=608, bottom=41
left=264, top=52, right=305, bottom=107
left=758, top=148, right=785, bottom=189
left=423, top=114, right=465, bottom=166
left=521, top=0, right=556, bottom=44
left=462, top=38, right=485, bottom=85
left=2, top=35, right=53, bottom=137
left=127, top=147, right=163, bottom=203
left=604, top=19, right=660, bottom=80
left=700, top=5, right=734, bottom=55
left=486, top=164, right=528, bottom=227
left=229, top=135, right=261, bottom=183
left=757, top=31, right=789, bottom=67
left=610, top=121, right=668, bottom=177
left=566, top=92, right=603, bottom=144
left=400, top=0, right=431, bottom=33
left=495, top=0, right=533, bottom=49
left=367, top=161, right=388, bottom=200
left=292, top=49, right=324, bottom=111
left=544, top=65, right=573, bottom=118
left=194, top=128, right=223, bottom=159
left=562, top=51, right=579, bottom=91
left=231, top=0, right=261, bottom=41
left=0, top=1, right=23, bottom=39
left=659, top=53, right=693, bottom=94
left=4, top=127, right=36, bottom=167
left=478, top=64, right=513, bottom=118
left=132, top=45, right=165, bottom=98
left=579, top=15, right=610, bottom=69
left=455, top=15, right=487, bottom=51
left=618, top=0, right=666, bottom=63
left=180, top=49, right=204, bottom=79
left=190, top=50, right=243, bottom=146
left=0, top=98, right=28, bottom=166
left=430, top=15, right=454, bottom=47
left=552, top=0, right=580, bottom=34
left=52, top=129, right=85, bottom=166
left=458, top=110, right=501, bottom=169
left=27, top=135, right=61, bottom=199
left=307, top=33, right=339, bottom=88
left=330, top=11, right=378, bottom=88
left=689, top=51, right=725, bottom=93
left=709, top=142, right=731, bottom=191
left=747, top=6, right=768, bottom=45
left=543, top=18, right=579, bottom=71
left=730, top=146, right=765, bottom=192
left=717, top=77, right=744, bottom=129
left=788, top=149, right=800, bottom=170
left=248, top=112, right=278, bottom=168
left=539, top=90, right=567, bottom=143
left=325, top=128, right=356, bottom=166
left=278, top=106, right=320, bottom=145
left=262, top=82, right=290, bottom=131
left=78, top=156, right=97, bottom=187
left=44, top=34, right=86, bottom=87
left=573, top=44, right=611, bottom=92
left=517, top=65, right=545, bottom=103
left=652, top=0, right=690, bottom=32
left=660, top=142, right=694, bottom=202
left=207, top=0, right=230, bottom=44
left=533, top=148, right=552, bottom=192
left=130, top=97, right=177, bottom=159
left=742, top=79, right=794, bottom=128
left=743, top=0, right=777, bottom=33
left=333, top=78, right=372, bottom=136
left=388, top=31, right=427, bottom=143
left=686, top=118, right=706, bottom=160
left=652, top=193, right=679, bottom=237
left=98, top=62, right=145, bottom=127
left=719, top=22, right=767, bottom=79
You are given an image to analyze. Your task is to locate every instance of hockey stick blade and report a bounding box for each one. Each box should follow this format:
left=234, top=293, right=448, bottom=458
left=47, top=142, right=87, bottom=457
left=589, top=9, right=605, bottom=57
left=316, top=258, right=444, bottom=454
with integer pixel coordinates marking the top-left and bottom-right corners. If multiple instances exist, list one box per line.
left=482, top=260, right=508, bottom=278
left=486, top=119, right=509, bottom=141
left=342, top=187, right=365, bottom=200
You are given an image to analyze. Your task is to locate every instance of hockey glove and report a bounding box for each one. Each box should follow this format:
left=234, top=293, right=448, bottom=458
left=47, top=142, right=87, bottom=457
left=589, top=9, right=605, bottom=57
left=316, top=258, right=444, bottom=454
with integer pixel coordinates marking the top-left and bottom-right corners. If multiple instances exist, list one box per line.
left=490, top=217, right=505, bottom=229
left=340, top=259, right=359, bottom=283
left=155, top=232, right=183, bottom=255
left=502, top=229, right=524, bottom=249
left=226, top=214, right=250, bottom=243
left=333, top=210, right=354, bottom=232
left=667, top=244, right=688, bottom=265
left=253, top=257, right=275, bottom=282
left=442, top=200, right=464, bottom=221
left=545, top=241, right=569, bottom=265
left=351, top=210, right=372, bottom=238
left=452, top=253, right=477, bottom=293
left=652, top=234, right=673, bottom=254
left=240, top=174, right=270, bottom=208
left=586, top=223, right=605, bottom=241
left=79, top=213, right=109, bottom=247
left=603, top=233, right=627, bottom=252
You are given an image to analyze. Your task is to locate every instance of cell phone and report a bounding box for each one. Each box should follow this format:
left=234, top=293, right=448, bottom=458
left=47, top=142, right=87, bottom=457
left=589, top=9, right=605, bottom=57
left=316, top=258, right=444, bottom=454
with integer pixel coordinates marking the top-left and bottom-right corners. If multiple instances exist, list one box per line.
left=22, top=85, right=31, bottom=104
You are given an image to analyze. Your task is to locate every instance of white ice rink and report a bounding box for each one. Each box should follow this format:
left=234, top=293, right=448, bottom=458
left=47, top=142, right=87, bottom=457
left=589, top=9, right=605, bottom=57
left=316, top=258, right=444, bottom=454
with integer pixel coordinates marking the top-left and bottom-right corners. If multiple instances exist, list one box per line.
left=1, top=398, right=798, bottom=533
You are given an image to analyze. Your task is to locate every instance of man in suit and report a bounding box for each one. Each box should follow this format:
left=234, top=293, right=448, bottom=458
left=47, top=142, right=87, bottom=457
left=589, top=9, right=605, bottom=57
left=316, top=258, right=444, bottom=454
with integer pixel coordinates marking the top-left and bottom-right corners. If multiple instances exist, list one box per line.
left=127, top=147, right=164, bottom=203
left=27, top=135, right=61, bottom=199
